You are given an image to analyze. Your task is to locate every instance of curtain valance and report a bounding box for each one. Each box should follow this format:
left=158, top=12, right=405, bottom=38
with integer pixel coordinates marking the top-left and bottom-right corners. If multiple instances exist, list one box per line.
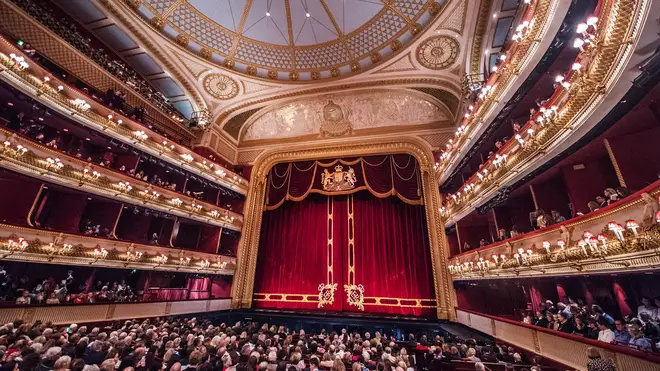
left=265, top=155, right=422, bottom=210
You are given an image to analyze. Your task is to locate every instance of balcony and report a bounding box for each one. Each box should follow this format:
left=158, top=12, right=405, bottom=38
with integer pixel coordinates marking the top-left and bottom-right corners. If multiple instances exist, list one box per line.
left=0, top=0, right=195, bottom=142
left=0, top=222, right=235, bottom=274
left=455, top=309, right=660, bottom=371
left=439, top=0, right=650, bottom=225
left=0, top=37, right=249, bottom=194
left=448, top=179, right=660, bottom=280
left=0, top=125, right=243, bottom=231
left=0, top=297, right=230, bottom=325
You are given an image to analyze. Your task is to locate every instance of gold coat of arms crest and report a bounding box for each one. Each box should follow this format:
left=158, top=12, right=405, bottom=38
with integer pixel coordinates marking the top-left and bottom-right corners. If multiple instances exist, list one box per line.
left=321, top=165, right=357, bottom=191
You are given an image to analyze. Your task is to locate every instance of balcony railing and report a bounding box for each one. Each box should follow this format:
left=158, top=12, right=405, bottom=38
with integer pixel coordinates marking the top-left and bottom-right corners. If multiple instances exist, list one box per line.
left=455, top=308, right=660, bottom=371
left=0, top=126, right=243, bottom=231
left=3, top=0, right=194, bottom=142
left=448, top=180, right=660, bottom=280
left=0, top=223, right=236, bottom=274
left=0, top=37, right=249, bottom=194
left=440, top=0, right=647, bottom=224
left=0, top=297, right=231, bottom=325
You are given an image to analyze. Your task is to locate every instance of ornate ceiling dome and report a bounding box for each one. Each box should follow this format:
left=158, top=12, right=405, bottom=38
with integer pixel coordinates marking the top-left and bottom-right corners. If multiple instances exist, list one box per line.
left=135, top=0, right=445, bottom=81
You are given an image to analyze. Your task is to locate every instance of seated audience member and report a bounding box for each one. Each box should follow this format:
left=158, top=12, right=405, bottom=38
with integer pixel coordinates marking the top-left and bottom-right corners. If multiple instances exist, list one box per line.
left=596, top=195, right=608, bottom=208
left=557, top=313, right=574, bottom=334
left=628, top=322, right=653, bottom=351
left=474, top=362, right=485, bottom=371
left=497, top=228, right=509, bottom=241
left=509, top=225, right=521, bottom=237
left=587, top=201, right=600, bottom=213
left=597, top=318, right=615, bottom=343
left=550, top=209, right=566, bottom=223
left=535, top=209, right=550, bottom=229
left=614, top=319, right=632, bottom=344
left=586, top=348, right=616, bottom=371
left=616, top=186, right=631, bottom=199
left=533, top=311, right=548, bottom=328
left=603, top=188, right=620, bottom=204
left=637, top=296, right=658, bottom=321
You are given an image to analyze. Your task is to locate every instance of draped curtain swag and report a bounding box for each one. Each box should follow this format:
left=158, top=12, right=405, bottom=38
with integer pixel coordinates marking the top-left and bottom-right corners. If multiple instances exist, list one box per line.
left=265, top=155, right=422, bottom=210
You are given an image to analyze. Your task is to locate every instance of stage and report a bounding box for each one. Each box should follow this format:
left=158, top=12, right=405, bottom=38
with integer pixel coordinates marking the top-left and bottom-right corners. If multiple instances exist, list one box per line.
left=201, top=308, right=491, bottom=344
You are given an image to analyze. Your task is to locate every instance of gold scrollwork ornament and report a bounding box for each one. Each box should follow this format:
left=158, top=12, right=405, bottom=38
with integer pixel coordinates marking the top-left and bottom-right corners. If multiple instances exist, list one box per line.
left=317, top=283, right=338, bottom=308
left=344, top=284, right=365, bottom=311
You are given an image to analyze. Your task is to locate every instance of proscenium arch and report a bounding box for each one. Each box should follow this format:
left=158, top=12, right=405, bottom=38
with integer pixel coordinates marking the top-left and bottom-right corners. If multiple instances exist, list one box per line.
left=231, top=136, right=457, bottom=319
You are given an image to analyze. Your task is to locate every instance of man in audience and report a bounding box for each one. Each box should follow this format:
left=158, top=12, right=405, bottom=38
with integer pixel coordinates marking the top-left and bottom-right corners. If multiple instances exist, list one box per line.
left=614, top=319, right=632, bottom=344
left=557, top=313, right=574, bottom=334
left=637, top=296, right=658, bottom=321
left=628, top=322, right=653, bottom=351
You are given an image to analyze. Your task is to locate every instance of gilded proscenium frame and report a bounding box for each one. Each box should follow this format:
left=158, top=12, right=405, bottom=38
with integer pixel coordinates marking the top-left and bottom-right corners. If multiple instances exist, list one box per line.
left=231, top=137, right=456, bottom=320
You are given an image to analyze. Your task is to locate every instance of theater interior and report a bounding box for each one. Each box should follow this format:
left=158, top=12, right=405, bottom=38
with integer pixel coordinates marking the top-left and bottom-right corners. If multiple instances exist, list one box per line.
left=0, top=0, right=659, bottom=370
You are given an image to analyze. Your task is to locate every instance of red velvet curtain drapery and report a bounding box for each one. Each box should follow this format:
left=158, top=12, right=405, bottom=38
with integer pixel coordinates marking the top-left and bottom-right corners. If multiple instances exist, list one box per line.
left=254, top=156, right=435, bottom=317
left=265, top=155, right=422, bottom=210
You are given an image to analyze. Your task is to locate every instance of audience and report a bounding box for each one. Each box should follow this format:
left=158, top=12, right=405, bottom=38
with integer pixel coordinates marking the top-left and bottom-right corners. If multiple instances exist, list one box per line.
left=0, top=268, right=137, bottom=306
left=10, top=0, right=186, bottom=123
left=524, top=297, right=660, bottom=353
left=460, top=185, right=634, bottom=251
left=0, top=316, right=544, bottom=371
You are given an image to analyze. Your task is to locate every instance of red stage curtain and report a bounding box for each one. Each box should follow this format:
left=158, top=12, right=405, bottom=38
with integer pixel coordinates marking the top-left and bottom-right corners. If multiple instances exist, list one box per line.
left=352, top=193, right=435, bottom=316
left=253, top=194, right=334, bottom=311
left=266, top=156, right=421, bottom=209
left=254, top=192, right=436, bottom=316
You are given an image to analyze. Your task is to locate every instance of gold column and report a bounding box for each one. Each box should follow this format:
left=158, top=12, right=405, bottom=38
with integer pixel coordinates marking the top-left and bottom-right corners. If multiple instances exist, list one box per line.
left=603, top=138, right=627, bottom=188
left=231, top=138, right=456, bottom=319
left=529, top=184, right=539, bottom=209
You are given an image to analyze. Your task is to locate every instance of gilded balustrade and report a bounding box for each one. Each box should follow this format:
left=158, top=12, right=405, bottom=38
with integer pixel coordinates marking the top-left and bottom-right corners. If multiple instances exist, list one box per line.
left=0, top=37, right=249, bottom=194
left=441, top=0, right=649, bottom=223
left=0, top=298, right=231, bottom=325
left=0, top=127, right=243, bottom=231
left=0, top=223, right=236, bottom=274
left=449, top=181, right=660, bottom=280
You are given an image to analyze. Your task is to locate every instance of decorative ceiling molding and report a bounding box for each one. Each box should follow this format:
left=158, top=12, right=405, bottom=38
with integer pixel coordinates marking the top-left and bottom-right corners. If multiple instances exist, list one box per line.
left=215, top=77, right=462, bottom=128
left=438, top=0, right=467, bottom=35
left=203, top=74, right=240, bottom=100
left=121, top=0, right=451, bottom=82
left=236, top=149, right=266, bottom=165
left=240, top=80, right=280, bottom=95
left=373, top=52, right=418, bottom=74
left=418, top=132, right=454, bottom=149
left=469, top=0, right=493, bottom=77
left=416, top=35, right=461, bottom=70
left=240, top=89, right=452, bottom=142
left=171, top=48, right=211, bottom=79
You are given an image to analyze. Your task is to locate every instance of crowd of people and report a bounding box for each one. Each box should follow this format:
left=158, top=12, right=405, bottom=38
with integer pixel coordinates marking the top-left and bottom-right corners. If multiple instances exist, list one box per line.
left=522, top=297, right=660, bottom=353
left=0, top=268, right=137, bottom=306
left=10, top=0, right=185, bottom=121
left=0, top=314, right=555, bottom=371
left=463, top=186, right=634, bottom=251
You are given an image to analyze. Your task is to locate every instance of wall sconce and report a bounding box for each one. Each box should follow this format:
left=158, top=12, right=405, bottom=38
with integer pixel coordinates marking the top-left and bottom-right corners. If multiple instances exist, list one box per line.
left=45, top=157, right=64, bottom=171
left=171, top=198, right=183, bottom=207
left=220, top=215, right=235, bottom=225
left=117, top=181, right=132, bottom=193
left=71, top=99, right=91, bottom=113
left=92, top=247, right=108, bottom=261
left=8, top=53, right=29, bottom=70
left=181, top=153, right=194, bottom=162
left=199, top=259, right=210, bottom=269
left=179, top=256, right=191, bottom=266
left=608, top=222, right=625, bottom=241
left=155, top=254, right=168, bottom=265
left=625, top=219, right=639, bottom=238
left=133, top=131, right=148, bottom=142
left=542, top=241, right=551, bottom=255
left=597, top=234, right=608, bottom=252
left=125, top=250, right=143, bottom=262
left=47, top=242, right=72, bottom=256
